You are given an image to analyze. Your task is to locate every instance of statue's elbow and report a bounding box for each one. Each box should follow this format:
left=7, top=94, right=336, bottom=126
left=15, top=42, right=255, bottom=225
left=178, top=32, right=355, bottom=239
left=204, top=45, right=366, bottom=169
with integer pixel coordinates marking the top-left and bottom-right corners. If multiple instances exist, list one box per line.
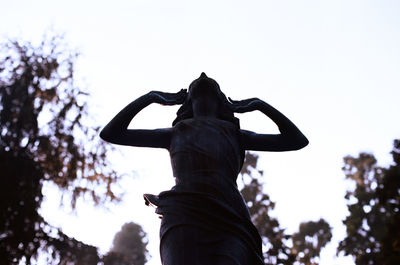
left=100, top=127, right=124, bottom=145
left=287, top=135, right=308, bottom=151
left=295, top=136, right=309, bottom=150
left=99, top=128, right=112, bottom=142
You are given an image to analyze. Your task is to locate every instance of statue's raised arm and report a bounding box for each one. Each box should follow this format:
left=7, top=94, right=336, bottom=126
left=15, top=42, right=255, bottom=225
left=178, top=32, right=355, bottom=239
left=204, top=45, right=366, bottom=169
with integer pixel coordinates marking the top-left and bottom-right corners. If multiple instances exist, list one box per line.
left=100, top=89, right=187, bottom=149
left=228, top=97, right=309, bottom=151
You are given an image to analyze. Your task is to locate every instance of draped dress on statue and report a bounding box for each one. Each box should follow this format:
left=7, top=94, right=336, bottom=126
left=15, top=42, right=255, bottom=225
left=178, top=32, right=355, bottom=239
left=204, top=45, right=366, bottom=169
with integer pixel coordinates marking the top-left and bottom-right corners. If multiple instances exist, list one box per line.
left=144, top=117, right=264, bottom=265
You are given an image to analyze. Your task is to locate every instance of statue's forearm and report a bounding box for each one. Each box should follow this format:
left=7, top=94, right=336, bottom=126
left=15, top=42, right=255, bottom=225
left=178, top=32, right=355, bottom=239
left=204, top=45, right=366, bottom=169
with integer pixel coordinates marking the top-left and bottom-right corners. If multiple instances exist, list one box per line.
left=256, top=100, right=308, bottom=141
left=100, top=93, right=153, bottom=142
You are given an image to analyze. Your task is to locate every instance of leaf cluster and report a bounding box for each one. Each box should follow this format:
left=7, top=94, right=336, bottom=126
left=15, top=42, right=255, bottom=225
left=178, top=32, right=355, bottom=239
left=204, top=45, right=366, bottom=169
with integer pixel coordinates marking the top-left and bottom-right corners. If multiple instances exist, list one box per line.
left=103, top=222, right=149, bottom=265
left=0, top=35, right=120, bottom=263
left=338, top=140, right=400, bottom=265
left=240, top=152, right=332, bottom=265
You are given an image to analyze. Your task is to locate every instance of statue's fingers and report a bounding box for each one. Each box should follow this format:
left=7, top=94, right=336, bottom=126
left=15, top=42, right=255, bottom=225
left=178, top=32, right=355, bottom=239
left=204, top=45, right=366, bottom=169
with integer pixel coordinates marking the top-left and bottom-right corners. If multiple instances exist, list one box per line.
left=177, top=93, right=187, bottom=102
left=228, top=97, right=238, bottom=103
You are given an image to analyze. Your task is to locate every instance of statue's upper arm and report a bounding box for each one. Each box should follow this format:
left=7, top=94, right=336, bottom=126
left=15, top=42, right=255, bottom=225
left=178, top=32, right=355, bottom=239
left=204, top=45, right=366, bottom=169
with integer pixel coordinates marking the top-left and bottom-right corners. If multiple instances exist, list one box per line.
left=240, top=129, right=295, bottom=152
left=108, top=128, right=173, bottom=149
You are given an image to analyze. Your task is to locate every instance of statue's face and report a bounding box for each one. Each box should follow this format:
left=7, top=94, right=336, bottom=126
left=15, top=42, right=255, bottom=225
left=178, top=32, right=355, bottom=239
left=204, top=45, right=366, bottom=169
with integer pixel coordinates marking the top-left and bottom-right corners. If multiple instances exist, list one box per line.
left=189, top=73, right=220, bottom=117
left=188, top=73, right=220, bottom=101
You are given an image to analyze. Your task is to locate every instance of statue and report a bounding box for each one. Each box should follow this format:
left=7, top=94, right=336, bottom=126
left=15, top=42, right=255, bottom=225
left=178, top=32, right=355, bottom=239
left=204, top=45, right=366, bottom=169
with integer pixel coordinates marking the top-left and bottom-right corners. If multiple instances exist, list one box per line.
left=100, top=73, right=308, bottom=265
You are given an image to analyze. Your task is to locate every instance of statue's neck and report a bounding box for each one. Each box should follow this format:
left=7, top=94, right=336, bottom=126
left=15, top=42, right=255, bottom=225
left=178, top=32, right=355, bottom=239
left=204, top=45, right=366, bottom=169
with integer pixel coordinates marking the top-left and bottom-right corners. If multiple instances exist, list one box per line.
left=192, top=98, right=218, bottom=118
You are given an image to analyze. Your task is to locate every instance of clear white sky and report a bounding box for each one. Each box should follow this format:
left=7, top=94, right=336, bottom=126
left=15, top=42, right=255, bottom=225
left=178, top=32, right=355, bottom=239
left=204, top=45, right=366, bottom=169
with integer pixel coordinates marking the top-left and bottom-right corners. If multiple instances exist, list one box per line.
left=2, top=0, right=400, bottom=264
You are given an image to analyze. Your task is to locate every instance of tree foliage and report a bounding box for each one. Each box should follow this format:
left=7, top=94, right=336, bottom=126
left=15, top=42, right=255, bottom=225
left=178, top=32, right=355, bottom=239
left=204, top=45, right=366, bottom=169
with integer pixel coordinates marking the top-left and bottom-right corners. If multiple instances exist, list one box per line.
left=103, top=222, right=149, bottom=265
left=338, top=139, right=400, bottom=265
left=239, top=152, right=332, bottom=265
left=0, top=35, right=120, bottom=264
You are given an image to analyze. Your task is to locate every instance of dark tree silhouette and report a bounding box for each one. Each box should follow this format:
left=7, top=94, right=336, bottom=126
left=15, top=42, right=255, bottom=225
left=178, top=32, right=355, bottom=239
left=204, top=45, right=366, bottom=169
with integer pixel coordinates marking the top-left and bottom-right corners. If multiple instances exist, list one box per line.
left=239, top=152, right=332, bottom=265
left=338, top=139, right=400, bottom=265
left=103, top=222, right=149, bottom=265
left=0, top=35, right=120, bottom=264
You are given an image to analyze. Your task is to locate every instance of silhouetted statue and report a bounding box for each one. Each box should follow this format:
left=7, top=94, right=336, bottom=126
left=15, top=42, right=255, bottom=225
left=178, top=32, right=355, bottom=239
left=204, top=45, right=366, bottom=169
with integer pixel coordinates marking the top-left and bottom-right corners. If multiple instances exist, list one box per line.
left=100, top=73, right=308, bottom=265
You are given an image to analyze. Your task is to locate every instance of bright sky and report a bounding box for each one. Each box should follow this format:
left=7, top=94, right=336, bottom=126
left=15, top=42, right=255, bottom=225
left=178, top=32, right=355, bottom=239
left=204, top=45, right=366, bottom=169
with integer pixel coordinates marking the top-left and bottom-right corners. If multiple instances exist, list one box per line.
left=2, top=0, right=400, bottom=264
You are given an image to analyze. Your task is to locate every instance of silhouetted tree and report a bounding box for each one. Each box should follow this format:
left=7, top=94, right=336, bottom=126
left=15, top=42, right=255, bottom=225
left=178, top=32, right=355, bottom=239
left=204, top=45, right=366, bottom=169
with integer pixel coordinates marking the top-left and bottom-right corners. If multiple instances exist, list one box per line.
left=239, top=152, right=332, bottom=265
left=338, top=139, right=400, bottom=265
left=0, top=35, right=120, bottom=264
left=103, top=222, right=149, bottom=265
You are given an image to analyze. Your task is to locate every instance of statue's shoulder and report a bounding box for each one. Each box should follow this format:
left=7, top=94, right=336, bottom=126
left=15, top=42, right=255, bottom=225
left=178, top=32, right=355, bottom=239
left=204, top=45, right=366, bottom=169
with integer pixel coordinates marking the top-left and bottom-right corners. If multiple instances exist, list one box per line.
left=172, top=118, right=194, bottom=128
left=173, top=118, right=238, bottom=132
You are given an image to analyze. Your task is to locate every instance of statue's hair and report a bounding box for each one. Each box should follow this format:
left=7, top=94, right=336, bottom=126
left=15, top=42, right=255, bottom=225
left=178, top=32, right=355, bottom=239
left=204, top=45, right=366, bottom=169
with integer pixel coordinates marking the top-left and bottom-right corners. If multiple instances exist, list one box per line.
left=172, top=77, right=240, bottom=128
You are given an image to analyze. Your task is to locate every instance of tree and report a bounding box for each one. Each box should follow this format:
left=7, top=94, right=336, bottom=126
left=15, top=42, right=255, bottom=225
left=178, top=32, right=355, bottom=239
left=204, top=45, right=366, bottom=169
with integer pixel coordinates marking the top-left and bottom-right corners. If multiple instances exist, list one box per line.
left=0, top=35, right=120, bottom=264
left=103, top=222, right=149, bottom=265
left=338, top=139, right=400, bottom=265
left=239, top=152, right=332, bottom=265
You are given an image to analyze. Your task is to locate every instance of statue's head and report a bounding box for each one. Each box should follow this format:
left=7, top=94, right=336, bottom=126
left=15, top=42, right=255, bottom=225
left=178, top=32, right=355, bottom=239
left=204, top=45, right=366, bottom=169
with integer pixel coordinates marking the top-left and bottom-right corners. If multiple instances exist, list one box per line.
left=172, top=73, right=239, bottom=127
left=188, top=72, right=220, bottom=100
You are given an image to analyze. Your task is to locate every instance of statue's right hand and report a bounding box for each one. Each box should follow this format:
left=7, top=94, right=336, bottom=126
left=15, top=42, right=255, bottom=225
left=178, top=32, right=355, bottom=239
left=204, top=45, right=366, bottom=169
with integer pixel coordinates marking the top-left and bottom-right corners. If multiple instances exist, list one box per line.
left=148, top=89, right=187, bottom=106
left=227, top=97, right=262, bottom=113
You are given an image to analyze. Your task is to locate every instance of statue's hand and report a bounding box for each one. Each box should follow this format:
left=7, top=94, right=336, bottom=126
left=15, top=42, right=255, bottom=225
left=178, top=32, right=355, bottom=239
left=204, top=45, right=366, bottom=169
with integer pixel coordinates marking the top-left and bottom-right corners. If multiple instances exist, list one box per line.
left=149, top=89, right=187, bottom=105
left=227, top=97, right=262, bottom=113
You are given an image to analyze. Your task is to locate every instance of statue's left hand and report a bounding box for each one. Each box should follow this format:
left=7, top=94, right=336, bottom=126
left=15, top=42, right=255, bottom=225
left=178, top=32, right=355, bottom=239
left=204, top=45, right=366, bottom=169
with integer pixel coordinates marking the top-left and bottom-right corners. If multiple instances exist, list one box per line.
left=227, top=97, right=262, bottom=113
left=149, top=89, right=187, bottom=105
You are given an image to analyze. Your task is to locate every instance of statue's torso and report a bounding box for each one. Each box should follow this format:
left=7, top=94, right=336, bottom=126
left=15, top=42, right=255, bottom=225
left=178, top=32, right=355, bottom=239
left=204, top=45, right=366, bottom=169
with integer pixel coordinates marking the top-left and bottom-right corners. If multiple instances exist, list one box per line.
left=144, top=117, right=263, bottom=264
left=169, top=117, right=242, bottom=190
